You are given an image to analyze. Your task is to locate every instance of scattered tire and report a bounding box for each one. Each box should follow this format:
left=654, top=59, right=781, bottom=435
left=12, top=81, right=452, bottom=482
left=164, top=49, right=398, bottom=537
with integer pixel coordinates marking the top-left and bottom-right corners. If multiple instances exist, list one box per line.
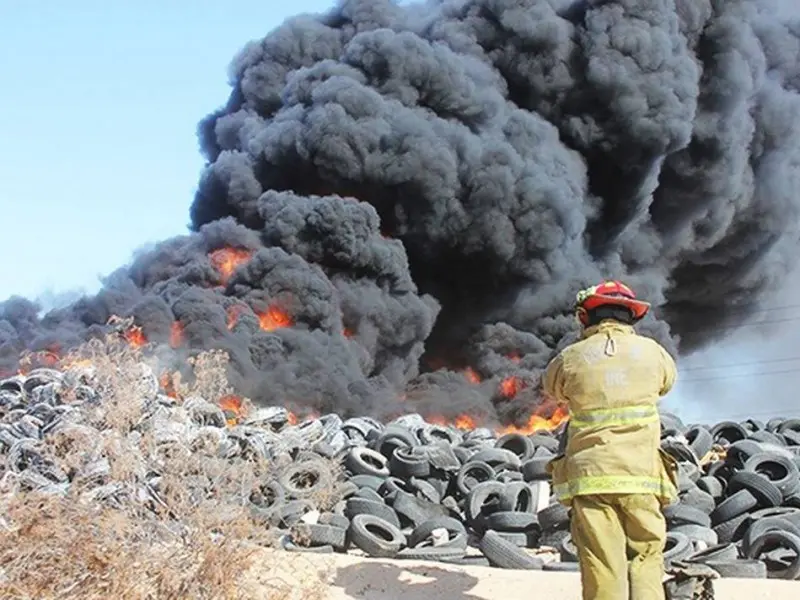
left=538, top=503, right=570, bottom=531
left=663, top=531, right=693, bottom=565
left=348, top=514, right=406, bottom=558
left=745, top=530, right=800, bottom=580
left=345, top=447, right=391, bottom=478
left=479, top=530, right=544, bottom=570
left=705, top=559, right=767, bottom=579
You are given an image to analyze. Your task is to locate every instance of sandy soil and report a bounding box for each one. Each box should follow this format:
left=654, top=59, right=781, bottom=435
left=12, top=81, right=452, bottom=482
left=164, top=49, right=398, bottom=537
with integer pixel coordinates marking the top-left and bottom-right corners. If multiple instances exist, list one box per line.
left=245, top=549, right=798, bottom=599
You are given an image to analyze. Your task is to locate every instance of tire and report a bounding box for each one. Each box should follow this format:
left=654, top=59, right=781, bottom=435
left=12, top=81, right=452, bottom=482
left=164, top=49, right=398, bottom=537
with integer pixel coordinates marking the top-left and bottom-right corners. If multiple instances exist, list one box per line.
left=663, top=503, right=711, bottom=528
left=672, top=524, right=718, bottom=547
left=538, top=502, right=570, bottom=531
left=679, top=487, right=716, bottom=515
left=456, top=461, right=495, bottom=497
left=696, top=476, right=725, bottom=500
left=521, top=457, right=552, bottom=482
left=544, top=561, right=580, bottom=572
left=749, top=430, right=786, bottom=446
left=349, top=514, right=406, bottom=558
left=711, top=489, right=758, bottom=525
left=469, top=448, right=522, bottom=471
left=777, top=418, right=800, bottom=435
left=250, top=480, right=286, bottom=512
left=496, top=471, right=524, bottom=483
left=726, top=440, right=764, bottom=469
left=396, top=545, right=467, bottom=562
left=390, top=446, right=430, bottom=479
left=686, top=543, right=739, bottom=565
left=348, top=474, right=385, bottom=491
left=726, top=471, right=783, bottom=508
left=345, top=447, right=390, bottom=478
left=408, top=516, right=467, bottom=549
left=418, top=425, right=460, bottom=446
left=745, top=530, right=800, bottom=580
left=705, top=559, right=767, bottom=578
left=663, top=531, right=693, bottom=565
left=485, top=511, right=538, bottom=532
left=499, top=482, right=537, bottom=513
left=393, top=491, right=447, bottom=528
left=270, top=500, right=315, bottom=529
left=495, top=433, right=535, bottom=461
left=354, top=487, right=384, bottom=503
left=710, top=421, right=748, bottom=446
left=743, top=453, right=800, bottom=498
left=685, top=426, right=714, bottom=459
left=371, top=426, right=418, bottom=460
left=713, top=512, right=750, bottom=544
left=377, top=477, right=414, bottom=502
left=465, top=481, right=505, bottom=523
left=318, top=512, right=350, bottom=530
left=559, top=534, right=578, bottom=562
left=293, top=523, right=347, bottom=551
left=344, top=498, right=400, bottom=528
left=741, top=516, right=800, bottom=557
left=528, top=434, right=560, bottom=453
left=492, top=531, right=530, bottom=547
left=279, top=460, right=333, bottom=500
left=479, top=530, right=544, bottom=570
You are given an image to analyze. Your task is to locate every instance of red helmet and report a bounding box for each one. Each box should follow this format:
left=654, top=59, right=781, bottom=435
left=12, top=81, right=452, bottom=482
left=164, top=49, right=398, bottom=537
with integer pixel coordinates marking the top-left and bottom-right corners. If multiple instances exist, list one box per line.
left=575, top=280, right=650, bottom=325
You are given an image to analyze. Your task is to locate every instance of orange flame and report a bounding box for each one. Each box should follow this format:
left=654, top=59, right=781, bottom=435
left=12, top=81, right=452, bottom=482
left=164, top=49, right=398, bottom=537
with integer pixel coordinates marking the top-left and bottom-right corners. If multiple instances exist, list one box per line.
left=170, top=322, right=185, bottom=348
left=507, top=352, right=521, bottom=363
left=124, top=326, right=147, bottom=348
left=463, top=367, right=481, bottom=384
left=209, top=247, right=253, bottom=283
left=257, top=305, right=293, bottom=331
left=454, top=414, right=477, bottom=430
left=499, top=375, right=522, bottom=398
left=226, top=305, right=246, bottom=330
left=159, top=371, right=180, bottom=399
left=497, top=404, right=569, bottom=435
left=344, top=328, right=354, bottom=339
left=219, top=394, right=247, bottom=426
left=287, top=412, right=298, bottom=426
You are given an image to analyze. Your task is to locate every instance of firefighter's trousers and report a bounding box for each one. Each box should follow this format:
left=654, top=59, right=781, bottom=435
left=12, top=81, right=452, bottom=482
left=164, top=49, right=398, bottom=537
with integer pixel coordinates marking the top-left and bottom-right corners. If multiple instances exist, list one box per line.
left=570, top=493, right=667, bottom=600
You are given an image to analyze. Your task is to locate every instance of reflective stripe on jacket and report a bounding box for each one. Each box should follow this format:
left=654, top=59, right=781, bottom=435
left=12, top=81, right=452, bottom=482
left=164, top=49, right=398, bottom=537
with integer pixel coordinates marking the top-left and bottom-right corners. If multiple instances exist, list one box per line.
left=543, top=321, right=679, bottom=505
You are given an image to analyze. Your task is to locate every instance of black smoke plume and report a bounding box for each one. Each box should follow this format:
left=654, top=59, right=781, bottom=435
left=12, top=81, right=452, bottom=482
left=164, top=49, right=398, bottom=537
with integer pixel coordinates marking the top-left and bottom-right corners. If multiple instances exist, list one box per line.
left=3, top=0, right=800, bottom=424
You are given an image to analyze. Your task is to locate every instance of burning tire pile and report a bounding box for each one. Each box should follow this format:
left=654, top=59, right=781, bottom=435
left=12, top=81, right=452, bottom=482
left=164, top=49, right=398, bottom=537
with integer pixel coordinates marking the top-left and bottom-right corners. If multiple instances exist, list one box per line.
left=3, top=362, right=800, bottom=581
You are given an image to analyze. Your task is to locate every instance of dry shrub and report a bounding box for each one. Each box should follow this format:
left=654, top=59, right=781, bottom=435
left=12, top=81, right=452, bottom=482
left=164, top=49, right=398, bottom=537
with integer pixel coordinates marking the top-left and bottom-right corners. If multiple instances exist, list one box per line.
left=0, top=332, right=334, bottom=600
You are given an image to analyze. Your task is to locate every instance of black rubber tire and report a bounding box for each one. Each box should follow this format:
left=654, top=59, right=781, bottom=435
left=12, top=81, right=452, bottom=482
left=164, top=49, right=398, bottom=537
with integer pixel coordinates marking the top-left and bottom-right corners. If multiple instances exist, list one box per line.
left=294, top=523, right=348, bottom=550
left=469, top=448, right=522, bottom=471
left=747, top=506, right=800, bottom=524
left=496, top=471, right=525, bottom=483
left=371, top=426, right=418, bottom=460
left=663, top=531, right=693, bottom=565
left=685, top=426, right=714, bottom=459
left=726, top=471, right=783, bottom=508
left=679, top=487, right=716, bottom=515
left=348, top=514, right=406, bottom=558
left=745, top=530, right=800, bottom=580
left=418, top=425, right=460, bottom=446
left=465, top=481, right=505, bottom=523
left=408, top=477, right=442, bottom=504
left=408, top=516, right=468, bottom=549
left=711, top=489, right=758, bottom=525
left=705, top=559, right=767, bottom=578
left=282, top=539, right=334, bottom=553
left=390, top=446, right=430, bottom=479
left=672, top=524, right=718, bottom=547
left=543, top=561, right=580, bottom=572
left=393, top=491, right=447, bottom=528
left=492, top=531, right=530, bottom=547
left=250, top=480, right=286, bottom=512
left=377, top=476, right=414, bottom=502
left=559, top=534, right=578, bottom=562
left=741, top=516, right=800, bottom=557
left=686, top=543, right=739, bottom=565
left=345, top=447, right=391, bottom=478
left=348, top=474, right=385, bottom=492
left=777, top=418, right=800, bottom=435
left=726, top=440, right=764, bottom=469
left=539, top=528, right=570, bottom=548
left=741, top=419, right=765, bottom=433
left=744, top=452, right=800, bottom=498
left=663, top=503, right=712, bottom=528
left=713, top=512, right=751, bottom=544
left=696, top=476, right=725, bottom=500
left=499, top=482, right=537, bottom=513
left=495, top=433, right=535, bottom=461
left=710, top=421, right=749, bottom=446
left=354, top=487, right=384, bottom=503
left=521, top=457, right=552, bottom=482
left=528, top=434, right=560, bottom=453
left=279, top=460, right=333, bottom=500
left=479, top=530, right=544, bottom=569
left=396, top=545, right=467, bottom=561
left=344, top=498, right=401, bottom=528
left=749, top=430, right=786, bottom=446
left=270, top=499, right=315, bottom=528
left=456, top=461, right=495, bottom=497
left=319, top=512, right=350, bottom=530
left=485, top=511, right=538, bottom=532
left=538, top=503, right=570, bottom=532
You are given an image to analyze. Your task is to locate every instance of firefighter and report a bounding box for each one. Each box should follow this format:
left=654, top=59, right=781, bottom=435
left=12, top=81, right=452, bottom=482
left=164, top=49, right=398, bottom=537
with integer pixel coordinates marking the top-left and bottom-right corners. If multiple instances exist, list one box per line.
left=543, top=281, right=679, bottom=600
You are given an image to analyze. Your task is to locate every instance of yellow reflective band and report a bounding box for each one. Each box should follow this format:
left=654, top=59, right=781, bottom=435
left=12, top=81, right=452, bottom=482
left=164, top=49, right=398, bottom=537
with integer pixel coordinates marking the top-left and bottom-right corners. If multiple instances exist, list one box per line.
left=569, top=405, right=659, bottom=430
left=552, top=475, right=677, bottom=502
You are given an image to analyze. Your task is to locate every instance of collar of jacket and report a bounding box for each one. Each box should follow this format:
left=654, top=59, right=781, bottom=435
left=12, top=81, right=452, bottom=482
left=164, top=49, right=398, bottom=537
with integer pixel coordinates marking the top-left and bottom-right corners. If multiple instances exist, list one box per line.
left=581, top=320, right=635, bottom=339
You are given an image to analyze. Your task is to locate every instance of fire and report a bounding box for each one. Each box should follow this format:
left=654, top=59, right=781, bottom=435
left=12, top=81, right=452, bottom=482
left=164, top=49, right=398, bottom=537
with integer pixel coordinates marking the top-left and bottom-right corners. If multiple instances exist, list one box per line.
left=287, top=412, right=298, bottom=426
left=219, top=394, right=247, bottom=426
left=124, top=326, right=147, bottom=348
left=499, top=375, right=522, bottom=398
left=226, top=305, right=246, bottom=330
left=343, top=327, right=354, bottom=338
left=257, top=305, right=293, bottom=331
left=463, top=367, right=481, bottom=384
left=454, top=414, right=477, bottom=430
left=209, top=247, right=253, bottom=283
left=159, top=371, right=180, bottom=399
left=498, top=404, right=569, bottom=435
left=170, top=321, right=185, bottom=348
left=507, top=352, right=521, bottom=363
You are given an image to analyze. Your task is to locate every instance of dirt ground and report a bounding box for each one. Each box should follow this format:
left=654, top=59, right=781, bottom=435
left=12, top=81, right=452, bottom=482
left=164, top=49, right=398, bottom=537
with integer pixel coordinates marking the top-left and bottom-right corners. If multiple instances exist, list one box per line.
left=245, top=549, right=798, bottom=599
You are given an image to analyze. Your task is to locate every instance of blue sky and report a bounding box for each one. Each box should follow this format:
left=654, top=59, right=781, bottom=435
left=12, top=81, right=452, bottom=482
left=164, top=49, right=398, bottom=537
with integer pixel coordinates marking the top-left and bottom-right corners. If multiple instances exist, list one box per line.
left=0, top=0, right=335, bottom=301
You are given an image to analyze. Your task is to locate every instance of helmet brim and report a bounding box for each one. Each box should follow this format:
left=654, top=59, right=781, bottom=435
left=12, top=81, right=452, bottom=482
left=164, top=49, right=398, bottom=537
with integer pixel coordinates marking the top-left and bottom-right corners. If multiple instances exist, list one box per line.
left=581, top=293, right=650, bottom=319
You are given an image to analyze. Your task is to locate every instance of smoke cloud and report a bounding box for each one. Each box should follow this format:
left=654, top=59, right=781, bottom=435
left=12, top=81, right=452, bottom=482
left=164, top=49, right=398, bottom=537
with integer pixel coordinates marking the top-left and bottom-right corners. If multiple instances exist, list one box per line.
left=3, top=0, right=800, bottom=424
